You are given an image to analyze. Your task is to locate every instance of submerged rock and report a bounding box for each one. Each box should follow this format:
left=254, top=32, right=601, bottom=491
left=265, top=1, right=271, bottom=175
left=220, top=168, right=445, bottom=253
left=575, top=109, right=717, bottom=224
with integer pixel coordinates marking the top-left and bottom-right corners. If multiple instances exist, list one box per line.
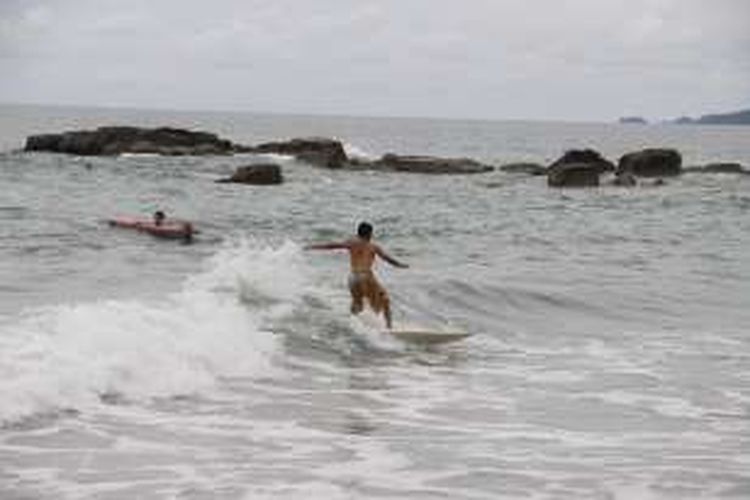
left=25, top=126, right=234, bottom=156
left=617, top=148, right=682, bottom=177
left=372, top=154, right=493, bottom=174
left=696, top=162, right=746, bottom=174
left=499, top=162, right=547, bottom=176
left=216, top=164, right=283, bottom=185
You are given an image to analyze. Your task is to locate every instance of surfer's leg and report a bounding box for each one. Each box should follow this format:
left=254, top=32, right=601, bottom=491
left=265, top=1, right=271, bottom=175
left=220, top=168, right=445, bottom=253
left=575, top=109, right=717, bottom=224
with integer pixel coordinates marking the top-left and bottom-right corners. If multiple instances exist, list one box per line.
left=368, top=279, right=391, bottom=329
left=383, top=299, right=392, bottom=329
left=350, top=296, right=363, bottom=315
left=348, top=274, right=364, bottom=315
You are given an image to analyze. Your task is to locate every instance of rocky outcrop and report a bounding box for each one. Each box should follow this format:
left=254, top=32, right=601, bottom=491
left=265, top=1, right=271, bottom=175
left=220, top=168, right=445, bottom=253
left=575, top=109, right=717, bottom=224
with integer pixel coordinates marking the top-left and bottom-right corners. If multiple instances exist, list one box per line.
left=25, top=126, right=234, bottom=156
left=371, top=154, right=493, bottom=174
left=23, top=127, right=497, bottom=175
left=617, top=148, right=682, bottom=177
left=248, top=137, right=348, bottom=169
left=499, top=162, right=547, bottom=176
left=546, top=149, right=613, bottom=187
left=247, top=136, right=495, bottom=174
left=216, top=164, right=283, bottom=185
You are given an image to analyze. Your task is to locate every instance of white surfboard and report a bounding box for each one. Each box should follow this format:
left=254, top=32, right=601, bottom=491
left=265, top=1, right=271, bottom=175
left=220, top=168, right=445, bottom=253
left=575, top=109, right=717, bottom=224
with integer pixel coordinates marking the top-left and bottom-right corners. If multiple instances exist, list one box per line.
left=387, top=329, right=472, bottom=344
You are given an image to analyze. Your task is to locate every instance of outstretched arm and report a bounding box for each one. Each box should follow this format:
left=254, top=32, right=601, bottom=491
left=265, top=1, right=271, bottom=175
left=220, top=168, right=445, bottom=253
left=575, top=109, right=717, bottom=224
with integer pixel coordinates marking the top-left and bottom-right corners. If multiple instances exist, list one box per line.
left=305, top=241, right=350, bottom=251
left=375, top=245, right=409, bottom=268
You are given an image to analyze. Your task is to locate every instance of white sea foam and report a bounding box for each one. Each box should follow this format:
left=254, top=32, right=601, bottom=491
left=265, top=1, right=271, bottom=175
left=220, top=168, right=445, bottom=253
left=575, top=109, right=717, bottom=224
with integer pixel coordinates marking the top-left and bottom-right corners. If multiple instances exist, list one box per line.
left=343, top=142, right=378, bottom=161
left=117, top=153, right=160, bottom=158
left=254, top=152, right=295, bottom=163
left=188, top=238, right=312, bottom=314
left=0, top=239, right=314, bottom=423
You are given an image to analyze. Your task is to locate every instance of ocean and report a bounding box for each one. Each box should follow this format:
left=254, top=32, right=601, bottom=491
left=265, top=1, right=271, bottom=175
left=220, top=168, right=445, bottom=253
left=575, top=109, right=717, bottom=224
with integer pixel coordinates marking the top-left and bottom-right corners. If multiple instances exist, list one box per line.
left=0, top=103, right=749, bottom=499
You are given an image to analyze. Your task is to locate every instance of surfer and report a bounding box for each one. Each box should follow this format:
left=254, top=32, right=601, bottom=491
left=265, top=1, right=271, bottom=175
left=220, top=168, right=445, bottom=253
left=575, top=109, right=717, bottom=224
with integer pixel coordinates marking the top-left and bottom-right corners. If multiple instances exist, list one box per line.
left=306, top=222, right=408, bottom=329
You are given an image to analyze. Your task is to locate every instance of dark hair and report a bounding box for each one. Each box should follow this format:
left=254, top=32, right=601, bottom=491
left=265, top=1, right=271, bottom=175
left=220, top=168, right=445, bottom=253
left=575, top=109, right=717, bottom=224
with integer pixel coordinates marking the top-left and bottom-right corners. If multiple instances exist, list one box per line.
left=357, top=222, right=373, bottom=239
left=154, top=211, right=165, bottom=219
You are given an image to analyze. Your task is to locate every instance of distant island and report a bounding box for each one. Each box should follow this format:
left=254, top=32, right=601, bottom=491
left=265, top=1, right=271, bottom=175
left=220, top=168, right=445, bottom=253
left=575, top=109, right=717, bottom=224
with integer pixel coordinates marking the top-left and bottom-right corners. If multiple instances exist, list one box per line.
left=618, top=116, right=648, bottom=124
left=672, top=108, right=750, bottom=125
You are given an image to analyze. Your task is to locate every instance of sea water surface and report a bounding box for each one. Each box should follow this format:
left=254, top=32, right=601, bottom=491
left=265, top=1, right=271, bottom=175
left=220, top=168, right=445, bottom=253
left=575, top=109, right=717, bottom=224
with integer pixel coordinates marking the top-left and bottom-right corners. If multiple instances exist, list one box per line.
left=0, top=104, right=749, bottom=499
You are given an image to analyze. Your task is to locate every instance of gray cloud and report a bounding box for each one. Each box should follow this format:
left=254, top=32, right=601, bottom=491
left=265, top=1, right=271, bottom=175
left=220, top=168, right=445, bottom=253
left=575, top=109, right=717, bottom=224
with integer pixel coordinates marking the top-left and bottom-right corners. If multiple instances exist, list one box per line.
left=1, top=0, right=748, bottom=121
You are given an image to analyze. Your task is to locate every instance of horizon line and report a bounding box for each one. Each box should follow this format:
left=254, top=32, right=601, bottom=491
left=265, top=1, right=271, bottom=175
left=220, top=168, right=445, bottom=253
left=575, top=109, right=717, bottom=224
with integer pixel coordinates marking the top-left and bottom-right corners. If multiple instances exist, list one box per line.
left=0, top=99, right=618, bottom=126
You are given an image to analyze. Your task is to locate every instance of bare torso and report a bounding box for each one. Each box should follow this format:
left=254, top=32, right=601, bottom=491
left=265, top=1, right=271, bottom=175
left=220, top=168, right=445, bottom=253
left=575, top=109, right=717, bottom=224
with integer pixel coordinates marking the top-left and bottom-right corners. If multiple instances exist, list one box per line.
left=347, top=238, right=378, bottom=273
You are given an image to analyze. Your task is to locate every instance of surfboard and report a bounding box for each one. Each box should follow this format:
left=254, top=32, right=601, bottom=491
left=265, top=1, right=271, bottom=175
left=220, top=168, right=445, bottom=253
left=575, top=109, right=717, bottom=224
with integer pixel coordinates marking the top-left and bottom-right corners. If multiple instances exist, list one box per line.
left=387, top=329, right=472, bottom=344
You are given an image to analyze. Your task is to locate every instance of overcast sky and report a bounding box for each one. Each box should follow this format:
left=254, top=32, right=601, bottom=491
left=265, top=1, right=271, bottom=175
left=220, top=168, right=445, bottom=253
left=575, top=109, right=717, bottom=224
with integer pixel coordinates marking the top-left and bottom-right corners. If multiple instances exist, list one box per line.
left=1, top=0, right=748, bottom=121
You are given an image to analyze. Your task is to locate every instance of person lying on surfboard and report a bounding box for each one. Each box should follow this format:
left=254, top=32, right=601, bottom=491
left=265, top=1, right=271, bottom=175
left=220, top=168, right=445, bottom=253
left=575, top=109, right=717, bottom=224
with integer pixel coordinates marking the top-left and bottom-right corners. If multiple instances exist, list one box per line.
left=306, top=222, right=408, bottom=329
left=109, top=211, right=194, bottom=242
left=153, top=210, right=166, bottom=226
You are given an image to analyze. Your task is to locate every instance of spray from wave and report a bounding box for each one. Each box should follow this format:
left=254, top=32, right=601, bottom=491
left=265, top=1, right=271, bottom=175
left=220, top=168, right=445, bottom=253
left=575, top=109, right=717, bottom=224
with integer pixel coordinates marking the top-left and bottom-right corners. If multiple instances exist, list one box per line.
left=0, top=239, right=316, bottom=423
left=343, top=142, right=378, bottom=162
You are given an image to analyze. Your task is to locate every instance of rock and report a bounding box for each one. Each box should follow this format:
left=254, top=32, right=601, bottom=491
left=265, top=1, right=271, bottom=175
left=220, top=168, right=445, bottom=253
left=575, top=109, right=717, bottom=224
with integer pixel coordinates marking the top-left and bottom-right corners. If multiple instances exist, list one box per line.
left=549, top=149, right=615, bottom=173
left=617, top=148, right=682, bottom=177
left=250, top=137, right=348, bottom=168
left=499, top=162, right=547, bottom=176
left=700, top=162, right=746, bottom=174
left=547, top=162, right=601, bottom=187
left=372, top=154, right=493, bottom=174
left=684, top=163, right=748, bottom=174
left=25, top=133, right=64, bottom=152
left=24, top=126, right=234, bottom=156
left=216, top=164, right=283, bottom=185
left=546, top=149, right=613, bottom=187
left=345, top=157, right=375, bottom=170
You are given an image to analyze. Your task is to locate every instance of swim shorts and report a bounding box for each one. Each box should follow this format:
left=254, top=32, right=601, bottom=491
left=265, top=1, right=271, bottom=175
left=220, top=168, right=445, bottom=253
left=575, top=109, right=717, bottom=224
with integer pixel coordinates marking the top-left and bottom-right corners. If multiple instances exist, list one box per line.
left=348, top=271, right=389, bottom=314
